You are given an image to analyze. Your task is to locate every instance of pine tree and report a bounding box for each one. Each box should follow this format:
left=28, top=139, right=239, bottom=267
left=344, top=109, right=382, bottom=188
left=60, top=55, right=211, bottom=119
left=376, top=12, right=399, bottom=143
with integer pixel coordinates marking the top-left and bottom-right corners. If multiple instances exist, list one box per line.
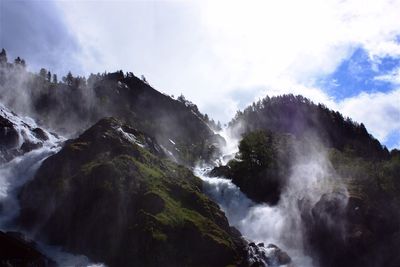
left=0, top=48, right=7, bottom=64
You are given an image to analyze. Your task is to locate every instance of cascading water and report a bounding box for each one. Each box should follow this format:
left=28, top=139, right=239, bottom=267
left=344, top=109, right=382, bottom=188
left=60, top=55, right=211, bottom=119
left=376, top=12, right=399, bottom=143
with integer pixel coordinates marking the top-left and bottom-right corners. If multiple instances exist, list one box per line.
left=197, top=128, right=348, bottom=267
left=0, top=104, right=106, bottom=267
left=0, top=104, right=63, bottom=226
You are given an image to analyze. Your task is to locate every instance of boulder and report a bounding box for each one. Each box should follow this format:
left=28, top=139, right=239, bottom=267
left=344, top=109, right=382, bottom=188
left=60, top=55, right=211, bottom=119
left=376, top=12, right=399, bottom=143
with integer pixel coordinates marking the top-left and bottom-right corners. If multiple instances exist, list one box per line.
left=20, top=141, right=43, bottom=153
left=0, top=115, right=19, bottom=149
left=208, top=165, right=231, bottom=178
left=245, top=242, right=291, bottom=267
left=32, top=128, right=49, bottom=141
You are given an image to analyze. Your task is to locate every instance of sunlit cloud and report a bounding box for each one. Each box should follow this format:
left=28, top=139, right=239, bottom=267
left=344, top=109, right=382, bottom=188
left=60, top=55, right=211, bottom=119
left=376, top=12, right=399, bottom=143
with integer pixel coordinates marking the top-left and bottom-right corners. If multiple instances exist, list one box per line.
left=2, top=0, right=400, bottom=147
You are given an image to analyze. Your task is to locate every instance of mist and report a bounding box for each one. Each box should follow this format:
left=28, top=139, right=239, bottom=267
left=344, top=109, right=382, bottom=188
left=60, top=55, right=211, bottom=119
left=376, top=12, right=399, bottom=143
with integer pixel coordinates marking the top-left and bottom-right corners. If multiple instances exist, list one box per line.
left=197, top=122, right=351, bottom=267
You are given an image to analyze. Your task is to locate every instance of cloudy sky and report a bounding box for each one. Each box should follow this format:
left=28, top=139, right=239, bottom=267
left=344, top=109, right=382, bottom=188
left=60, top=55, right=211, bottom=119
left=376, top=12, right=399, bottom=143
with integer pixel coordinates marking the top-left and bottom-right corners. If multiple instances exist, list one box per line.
left=1, top=0, right=399, bottom=148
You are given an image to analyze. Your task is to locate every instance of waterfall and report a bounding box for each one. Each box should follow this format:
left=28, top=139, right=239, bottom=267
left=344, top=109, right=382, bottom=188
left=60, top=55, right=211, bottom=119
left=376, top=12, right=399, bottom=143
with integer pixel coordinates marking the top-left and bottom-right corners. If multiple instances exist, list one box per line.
left=0, top=104, right=106, bottom=267
left=196, top=128, right=348, bottom=267
left=196, top=167, right=314, bottom=267
left=0, top=103, right=63, bottom=226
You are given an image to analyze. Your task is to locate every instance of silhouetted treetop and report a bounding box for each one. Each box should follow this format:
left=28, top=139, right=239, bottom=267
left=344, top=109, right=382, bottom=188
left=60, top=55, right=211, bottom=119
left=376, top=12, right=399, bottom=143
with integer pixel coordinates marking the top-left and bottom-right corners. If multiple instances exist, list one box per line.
left=229, top=94, right=390, bottom=160
left=0, top=49, right=7, bottom=64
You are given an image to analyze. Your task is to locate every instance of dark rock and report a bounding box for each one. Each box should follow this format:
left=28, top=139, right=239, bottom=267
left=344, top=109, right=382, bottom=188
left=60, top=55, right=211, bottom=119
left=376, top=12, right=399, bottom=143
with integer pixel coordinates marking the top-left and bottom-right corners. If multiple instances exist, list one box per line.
left=0, top=115, right=19, bottom=149
left=20, top=141, right=43, bottom=153
left=32, top=128, right=49, bottom=141
left=139, top=192, right=165, bottom=215
left=273, top=249, right=291, bottom=266
left=208, top=165, right=231, bottom=178
left=300, top=192, right=348, bottom=266
left=0, top=230, right=57, bottom=267
left=300, top=189, right=400, bottom=267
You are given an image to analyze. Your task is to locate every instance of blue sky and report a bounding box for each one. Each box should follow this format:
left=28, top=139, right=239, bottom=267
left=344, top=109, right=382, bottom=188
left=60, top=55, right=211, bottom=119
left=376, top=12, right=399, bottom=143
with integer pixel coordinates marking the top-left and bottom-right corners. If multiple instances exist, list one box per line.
left=317, top=47, right=400, bottom=148
left=320, top=47, right=400, bottom=99
left=0, top=0, right=399, bottom=149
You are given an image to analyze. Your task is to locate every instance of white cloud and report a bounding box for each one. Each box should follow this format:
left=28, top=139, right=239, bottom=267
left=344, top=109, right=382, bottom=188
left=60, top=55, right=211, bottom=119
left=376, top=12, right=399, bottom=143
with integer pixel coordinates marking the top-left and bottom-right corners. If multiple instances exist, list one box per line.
left=238, top=81, right=400, bottom=148
left=375, top=67, right=400, bottom=84
left=337, top=89, right=400, bottom=146
left=53, top=0, right=400, bottom=147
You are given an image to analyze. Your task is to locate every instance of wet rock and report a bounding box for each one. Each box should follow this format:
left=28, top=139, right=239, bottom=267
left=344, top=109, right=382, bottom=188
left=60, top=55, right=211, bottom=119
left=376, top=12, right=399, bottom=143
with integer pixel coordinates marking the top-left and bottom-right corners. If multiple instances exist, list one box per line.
left=208, top=165, right=231, bottom=178
left=20, top=141, right=43, bottom=153
left=0, top=115, right=19, bottom=149
left=245, top=242, right=291, bottom=267
left=32, top=128, right=49, bottom=141
left=0, top=230, right=57, bottom=267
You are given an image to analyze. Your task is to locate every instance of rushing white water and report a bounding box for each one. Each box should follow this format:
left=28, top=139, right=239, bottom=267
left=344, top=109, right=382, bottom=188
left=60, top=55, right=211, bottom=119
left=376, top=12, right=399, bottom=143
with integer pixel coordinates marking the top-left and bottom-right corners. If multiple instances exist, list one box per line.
left=38, top=243, right=107, bottom=267
left=197, top=168, right=314, bottom=267
left=0, top=104, right=106, bottom=267
left=0, top=104, right=63, bottom=226
left=197, top=128, right=348, bottom=267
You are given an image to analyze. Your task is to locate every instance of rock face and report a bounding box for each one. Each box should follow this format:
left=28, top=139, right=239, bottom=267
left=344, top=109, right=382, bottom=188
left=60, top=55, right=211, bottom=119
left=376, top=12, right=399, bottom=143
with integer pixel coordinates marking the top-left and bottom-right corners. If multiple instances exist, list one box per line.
left=300, top=190, right=400, bottom=267
left=17, top=118, right=246, bottom=267
left=0, top=230, right=56, bottom=267
left=0, top=114, right=19, bottom=149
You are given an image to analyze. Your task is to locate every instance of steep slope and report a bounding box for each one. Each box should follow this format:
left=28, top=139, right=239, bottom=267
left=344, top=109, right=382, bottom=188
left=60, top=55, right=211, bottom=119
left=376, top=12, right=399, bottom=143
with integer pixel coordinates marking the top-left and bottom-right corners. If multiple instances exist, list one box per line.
left=0, top=57, right=222, bottom=166
left=16, top=117, right=245, bottom=267
left=91, top=73, right=223, bottom=165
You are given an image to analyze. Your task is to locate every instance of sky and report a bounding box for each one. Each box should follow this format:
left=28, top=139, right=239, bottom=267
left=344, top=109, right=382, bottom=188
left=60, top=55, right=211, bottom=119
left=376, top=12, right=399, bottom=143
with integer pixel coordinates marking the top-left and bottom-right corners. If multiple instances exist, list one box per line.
left=0, top=0, right=399, bottom=149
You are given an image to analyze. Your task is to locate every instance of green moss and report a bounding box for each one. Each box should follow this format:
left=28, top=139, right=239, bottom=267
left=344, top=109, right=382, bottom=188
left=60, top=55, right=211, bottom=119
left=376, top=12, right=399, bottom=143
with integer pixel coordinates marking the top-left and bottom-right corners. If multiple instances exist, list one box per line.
left=135, top=160, right=163, bottom=178
left=69, top=141, right=90, bottom=151
left=100, top=180, right=114, bottom=192
left=153, top=185, right=234, bottom=248
left=78, top=143, right=233, bottom=250
left=81, top=160, right=102, bottom=175
left=152, top=230, right=168, bottom=242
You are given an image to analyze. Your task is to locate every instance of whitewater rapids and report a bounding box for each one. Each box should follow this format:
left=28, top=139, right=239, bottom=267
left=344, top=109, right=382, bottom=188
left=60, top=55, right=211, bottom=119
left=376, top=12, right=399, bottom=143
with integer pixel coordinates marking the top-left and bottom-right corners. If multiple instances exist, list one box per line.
left=0, top=104, right=106, bottom=267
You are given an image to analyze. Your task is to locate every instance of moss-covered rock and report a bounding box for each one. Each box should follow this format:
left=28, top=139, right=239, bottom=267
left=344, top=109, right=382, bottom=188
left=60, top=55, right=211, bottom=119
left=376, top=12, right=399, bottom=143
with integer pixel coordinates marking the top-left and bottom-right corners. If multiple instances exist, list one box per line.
left=17, top=117, right=246, bottom=267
